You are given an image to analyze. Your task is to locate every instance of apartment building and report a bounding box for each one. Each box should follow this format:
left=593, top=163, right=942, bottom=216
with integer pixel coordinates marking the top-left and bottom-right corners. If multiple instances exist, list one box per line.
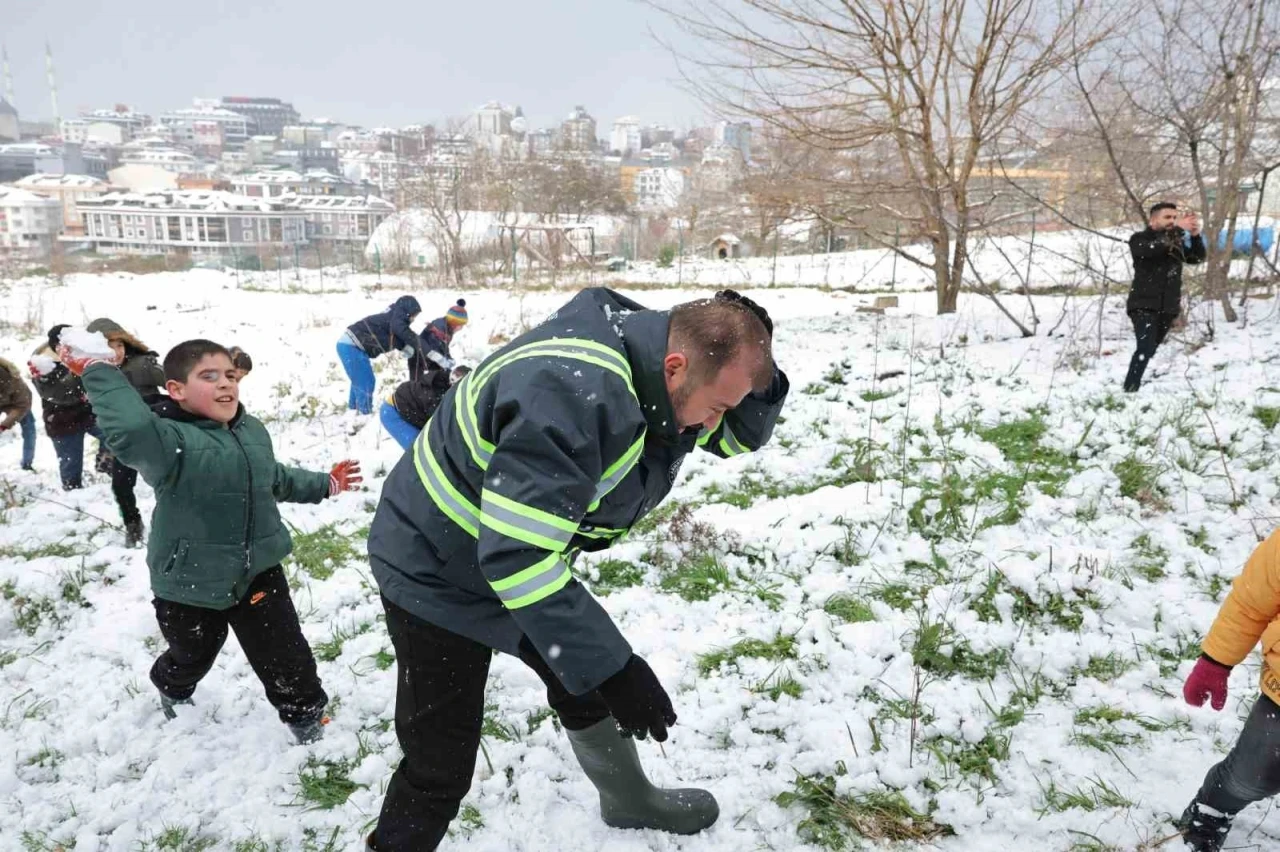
left=15, top=173, right=113, bottom=235
left=283, top=194, right=394, bottom=245
left=0, top=186, right=63, bottom=255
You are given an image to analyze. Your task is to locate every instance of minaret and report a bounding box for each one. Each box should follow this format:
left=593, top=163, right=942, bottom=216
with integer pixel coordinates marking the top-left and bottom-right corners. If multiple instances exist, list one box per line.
left=1, top=45, right=14, bottom=107
left=45, top=42, right=60, bottom=123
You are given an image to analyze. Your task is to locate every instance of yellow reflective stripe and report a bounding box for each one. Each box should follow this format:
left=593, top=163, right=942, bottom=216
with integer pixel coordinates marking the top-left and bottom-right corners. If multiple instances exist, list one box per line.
left=454, top=373, right=494, bottom=470
left=697, top=414, right=724, bottom=447
left=490, top=552, right=573, bottom=608
left=413, top=427, right=480, bottom=537
left=594, top=432, right=645, bottom=504
left=480, top=491, right=577, bottom=552
left=718, top=422, right=748, bottom=457
left=578, top=526, right=627, bottom=540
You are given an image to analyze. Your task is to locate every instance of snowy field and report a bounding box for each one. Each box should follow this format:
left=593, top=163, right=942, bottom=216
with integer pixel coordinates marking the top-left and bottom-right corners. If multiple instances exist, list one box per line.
left=3, top=268, right=1280, bottom=851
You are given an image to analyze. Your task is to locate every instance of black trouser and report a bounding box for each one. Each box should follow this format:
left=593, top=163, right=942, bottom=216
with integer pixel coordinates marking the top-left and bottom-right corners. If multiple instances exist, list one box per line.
left=1124, top=310, right=1176, bottom=391
left=1195, top=694, right=1280, bottom=816
left=150, top=566, right=327, bottom=726
left=373, top=597, right=611, bottom=852
left=110, top=458, right=141, bottom=525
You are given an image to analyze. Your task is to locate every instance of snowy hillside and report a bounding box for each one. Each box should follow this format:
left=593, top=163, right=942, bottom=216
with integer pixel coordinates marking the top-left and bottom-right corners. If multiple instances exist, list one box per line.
left=3, top=269, right=1280, bottom=851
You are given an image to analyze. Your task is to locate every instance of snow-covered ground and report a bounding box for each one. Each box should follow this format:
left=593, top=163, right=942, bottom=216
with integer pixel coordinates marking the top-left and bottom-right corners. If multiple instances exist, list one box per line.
left=3, top=268, right=1280, bottom=851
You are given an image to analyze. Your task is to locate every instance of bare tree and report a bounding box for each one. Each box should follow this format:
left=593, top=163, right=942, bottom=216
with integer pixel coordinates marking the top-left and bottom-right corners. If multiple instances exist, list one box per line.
left=654, top=0, right=1107, bottom=314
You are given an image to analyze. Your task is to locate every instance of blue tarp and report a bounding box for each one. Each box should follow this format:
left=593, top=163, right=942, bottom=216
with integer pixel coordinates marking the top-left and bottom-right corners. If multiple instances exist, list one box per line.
left=1217, top=225, right=1275, bottom=255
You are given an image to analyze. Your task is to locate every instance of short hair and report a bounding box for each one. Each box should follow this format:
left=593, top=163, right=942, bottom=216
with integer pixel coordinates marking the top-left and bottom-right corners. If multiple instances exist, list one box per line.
left=668, top=299, right=773, bottom=391
left=229, top=346, right=253, bottom=373
left=1149, top=202, right=1177, bottom=217
left=163, top=339, right=232, bottom=383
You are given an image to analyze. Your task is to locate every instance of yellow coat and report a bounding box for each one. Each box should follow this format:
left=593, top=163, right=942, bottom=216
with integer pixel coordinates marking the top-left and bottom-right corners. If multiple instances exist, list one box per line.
left=1203, top=532, right=1280, bottom=704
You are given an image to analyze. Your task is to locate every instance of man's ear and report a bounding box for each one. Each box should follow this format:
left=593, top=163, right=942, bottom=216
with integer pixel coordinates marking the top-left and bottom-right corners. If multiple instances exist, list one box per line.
left=663, top=352, right=688, bottom=381
left=165, top=379, right=186, bottom=401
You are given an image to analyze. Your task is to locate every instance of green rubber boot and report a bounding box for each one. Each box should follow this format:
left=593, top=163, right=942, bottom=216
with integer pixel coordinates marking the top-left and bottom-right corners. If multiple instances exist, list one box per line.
left=566, top=717, right=719, bottom=835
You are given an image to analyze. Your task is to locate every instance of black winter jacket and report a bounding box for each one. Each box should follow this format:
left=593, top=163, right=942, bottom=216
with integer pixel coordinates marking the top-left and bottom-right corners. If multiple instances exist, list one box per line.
left=392, top=369, right=451, bottom=430
left=30, top=355, right=94, bottom=438
left=346, top=296, right=422, bottom=359
left=409, top=318, right=454, bottom=378
left=369, top=287, right=790, bottom=695
left=1127, top=227, right=1206, bottom=315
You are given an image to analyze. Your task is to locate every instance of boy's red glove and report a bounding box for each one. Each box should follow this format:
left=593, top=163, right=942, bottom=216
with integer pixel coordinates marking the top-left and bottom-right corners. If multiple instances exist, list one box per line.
left=328, top=460, right=362, bottom=496
left=56, top=344, right=120, bottom=377
left=1183, top=655, right=1231, bottom=710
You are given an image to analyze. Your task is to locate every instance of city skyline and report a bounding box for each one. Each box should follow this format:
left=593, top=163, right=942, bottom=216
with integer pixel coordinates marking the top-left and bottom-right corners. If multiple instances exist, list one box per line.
left=4, top=0, right=710, bottom=134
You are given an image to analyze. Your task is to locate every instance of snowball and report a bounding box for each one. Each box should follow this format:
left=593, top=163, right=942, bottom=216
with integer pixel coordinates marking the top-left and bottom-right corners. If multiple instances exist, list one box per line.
left=59, top=327, right=114, bottom=358
left=29, top=354, right=57, bottom=376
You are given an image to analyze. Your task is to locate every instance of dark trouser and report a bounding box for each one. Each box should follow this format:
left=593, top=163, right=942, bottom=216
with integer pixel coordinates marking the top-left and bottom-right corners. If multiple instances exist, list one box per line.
left=374, top=597, right=610, bottom=852
left=1124, top=310, right=1177, bottom=391
left=16, top=411, right=36, bottom=468
left=149, top=566, right=327, bottom=726
left=1195, top=693, right=1280, bottom=815
left=49, top=425, right=103, bottom=490
left=110, top=458, right=141, bottom=525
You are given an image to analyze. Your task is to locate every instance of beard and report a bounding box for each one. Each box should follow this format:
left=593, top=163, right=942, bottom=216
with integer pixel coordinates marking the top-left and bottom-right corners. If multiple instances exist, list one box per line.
left=670, top=379, right=696, bottom=428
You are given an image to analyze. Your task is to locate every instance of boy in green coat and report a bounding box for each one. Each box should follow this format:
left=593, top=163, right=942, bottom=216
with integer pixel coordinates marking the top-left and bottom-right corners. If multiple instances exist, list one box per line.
left=63, top=338, right=363, bottom=743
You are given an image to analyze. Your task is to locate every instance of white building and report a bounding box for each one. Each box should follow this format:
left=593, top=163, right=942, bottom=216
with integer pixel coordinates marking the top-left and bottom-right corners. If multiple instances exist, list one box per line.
left=714, top=121, right=752, bottom=162
left=78, top=190, right=307, bottom=256
left=340, top=151, right=404, bottom=198
left=117, top=148, right=200, bottom=174
left=282, top=194, right=395, bottom=245
left=610, top=116, right=642, bottom=156
left=633, top=167, right=687, bottom=210
left=159, top=106, right=251, bottom=154
left=107, top=164, right=180, bottom=193
left=15, top=173, right=113, bottom=235
left=0, top=186, right=63, bottom=255
left=232, top=168, right=360, bottom=198
left=62, top=109, right=151, bottom=145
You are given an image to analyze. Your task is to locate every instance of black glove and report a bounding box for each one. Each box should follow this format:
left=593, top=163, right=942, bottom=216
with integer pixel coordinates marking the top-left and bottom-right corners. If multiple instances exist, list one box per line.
left=715, top=289, right=773, bottom=337
left=597, top=655, right=677, bottom=742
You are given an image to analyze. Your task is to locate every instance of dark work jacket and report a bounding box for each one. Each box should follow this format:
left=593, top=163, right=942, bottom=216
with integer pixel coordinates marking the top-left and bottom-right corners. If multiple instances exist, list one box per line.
left=392, top=369, right=451, bottom=430
left=1127, top=227, right=1206, bottom=315
left=368, top=287, right=790, bottom=695
left=346, top=295, right=422, bottom=359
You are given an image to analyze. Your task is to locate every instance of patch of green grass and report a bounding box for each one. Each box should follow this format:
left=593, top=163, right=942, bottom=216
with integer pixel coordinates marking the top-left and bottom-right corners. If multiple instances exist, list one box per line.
left=1254, top=406, right=1280, bottom=430
left=287, top=524, right=362, bottom=581
left=751, top=668, right=804, bottom=701
left=1075, top=653, right=1134, bottom=682
left=911, top=618, right=1008, bottom=680
left=481, top=703, right=521, bottom=743
left=775, top=772, right=953, bottom=848
left=313, top=620, right=373, bottom=662
left=1129, top=533, right=1169, bottom=582
left=1143, top=633, right=1202, bottom=677
left=588, top=558, right=645, bottom=594
left=860, top=389, right=898, bottom=403
left=924, top=730, right=1011, bottom=783
left=20, top=830, right=76, bottom=852
left=373, top=648, right=395, bottom=670
left=459, top=803, right=485, bottom=834
left=804, top=382, right=830, bottom=395
left=1070, top=704, right=1188, bottom=753
left=870, top=582, right=914, bottom=611
left=697, top=633, right=798, bottom=676
left=24, top=747, right=64, bottom=769
left=0, top=541, right=83, bottom=561
left=1037, top=775, right=1133, bottom=814
left=1113, top=455, right=1167, bottom=509
left=151, top=826, right=217, bottom=852
left=233, top=839, right=283, bottom=852
left=823, top=595, right=875, bottom=624
left=295, top=757, right=362, bottom=809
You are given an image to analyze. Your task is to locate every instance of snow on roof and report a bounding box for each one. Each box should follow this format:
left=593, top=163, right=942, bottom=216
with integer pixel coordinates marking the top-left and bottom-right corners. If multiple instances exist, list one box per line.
left=80, top=189, right=295, bottom=213
left=0, top=186, right=62, bottom=205
left=234, top=168, right=351, bottom=185
left=280, top=193, right=394, bottom=212
left=0, top=143, right=58, bottom=156
left=16, top=173, right=109, bottom=189
left=712, top=233, right=741, bottom=244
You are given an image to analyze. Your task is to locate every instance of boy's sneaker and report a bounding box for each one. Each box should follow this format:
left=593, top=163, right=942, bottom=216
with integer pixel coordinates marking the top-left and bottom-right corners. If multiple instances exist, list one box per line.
left=159, top=692, right=193, bottom=721
left=124, top=517, right=145, bottom=549
left=289, top=716, right=330, bottom=745
left=1177, top=800, right=1233, bottom=852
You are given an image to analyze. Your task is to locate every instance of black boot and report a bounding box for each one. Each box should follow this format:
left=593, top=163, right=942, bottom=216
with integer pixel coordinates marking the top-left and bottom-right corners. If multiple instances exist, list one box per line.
left=1177, top=800, right=1233, bottom=852
left=124, top=515, right=145, bottom=549
left=159, top=691, right=193, bottom=721
left=565, top=717, right=719, bottom=835
left=288, top=716, right=328, bottom=745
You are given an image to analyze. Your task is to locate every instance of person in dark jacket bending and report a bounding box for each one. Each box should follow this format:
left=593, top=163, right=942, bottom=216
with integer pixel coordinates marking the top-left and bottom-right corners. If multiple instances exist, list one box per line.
left=0, top=355, right=35, bottom=472
left=338, top=296, right=423, bottom=415
left=1124, top=202, right=1205, bottom=392
left=379, top=365, right=470, bottom=450
left=410, top=298, right=468, bottom=379
left=364, top=287, right=789, bottom=852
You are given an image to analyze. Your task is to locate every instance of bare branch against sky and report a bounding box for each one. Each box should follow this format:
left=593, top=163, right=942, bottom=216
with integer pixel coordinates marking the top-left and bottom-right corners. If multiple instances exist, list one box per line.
left=3, top=0, right=704, bottom=129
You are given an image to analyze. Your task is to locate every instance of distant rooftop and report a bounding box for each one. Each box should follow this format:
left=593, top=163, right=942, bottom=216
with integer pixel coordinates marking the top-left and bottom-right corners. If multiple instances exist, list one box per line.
left=80, top=189, right=292, bottom=213
left=280, top=194, right=394, bottom=212
left=16, top=173, right=110, bottom=189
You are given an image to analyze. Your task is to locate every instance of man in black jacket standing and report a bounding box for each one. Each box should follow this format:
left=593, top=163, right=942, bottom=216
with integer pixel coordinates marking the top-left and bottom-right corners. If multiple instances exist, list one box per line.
left=1124, top=202, right=1206, bottom=392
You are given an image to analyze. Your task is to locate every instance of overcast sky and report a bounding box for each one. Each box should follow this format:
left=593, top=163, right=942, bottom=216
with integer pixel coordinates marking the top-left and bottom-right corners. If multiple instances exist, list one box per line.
left=4, top=0, right=707, bottom=132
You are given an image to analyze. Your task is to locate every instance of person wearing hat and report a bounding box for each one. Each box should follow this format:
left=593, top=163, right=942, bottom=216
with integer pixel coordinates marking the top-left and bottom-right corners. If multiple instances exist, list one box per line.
left=411, top=298, right=467, bottom=379
left=339, top=296, right=425, bottom=415
left=84, top=318, right=167, bottom=548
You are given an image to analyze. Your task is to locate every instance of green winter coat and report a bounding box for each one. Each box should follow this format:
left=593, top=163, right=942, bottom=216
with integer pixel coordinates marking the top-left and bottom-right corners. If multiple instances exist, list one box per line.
left=81, top=364, right=331, bottom=609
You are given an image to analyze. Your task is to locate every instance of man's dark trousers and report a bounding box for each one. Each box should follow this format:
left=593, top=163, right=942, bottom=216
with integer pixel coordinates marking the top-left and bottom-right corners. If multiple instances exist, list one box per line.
left=1124, top=310, right=1177, bottom=392
left=150, top=565, right=327, bottom=725
left=372, top=596, right=612, bottom=851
